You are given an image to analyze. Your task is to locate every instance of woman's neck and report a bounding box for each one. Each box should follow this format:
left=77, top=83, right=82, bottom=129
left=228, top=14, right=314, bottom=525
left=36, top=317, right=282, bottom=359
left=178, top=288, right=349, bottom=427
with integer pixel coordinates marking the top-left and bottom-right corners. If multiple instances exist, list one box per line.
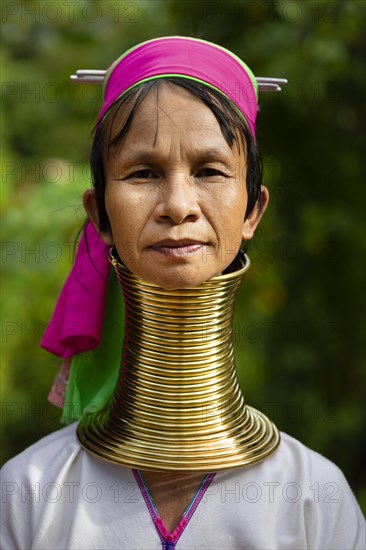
left=77, top=249, right=280, bottom=471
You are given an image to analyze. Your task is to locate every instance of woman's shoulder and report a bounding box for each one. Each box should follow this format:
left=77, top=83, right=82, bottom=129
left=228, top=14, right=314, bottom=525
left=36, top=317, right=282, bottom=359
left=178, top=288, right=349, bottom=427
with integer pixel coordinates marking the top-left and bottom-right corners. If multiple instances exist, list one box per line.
left=216, top=430, right=363, bottom=519
left=277, top=430, right=346, bottom=477
left=1, top=423, right=80, bottom=479
left=215, top=430, right=353, bottom=486
left=213, top=431, right=365, bottom=549
left=258, top=430, right=357, bottom=490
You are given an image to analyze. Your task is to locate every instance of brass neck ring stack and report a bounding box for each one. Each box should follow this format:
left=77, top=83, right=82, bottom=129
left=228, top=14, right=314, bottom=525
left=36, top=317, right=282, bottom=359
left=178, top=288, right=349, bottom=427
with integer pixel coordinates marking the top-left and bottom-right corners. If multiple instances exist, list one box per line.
left=77, top=248, right=280, bottom=471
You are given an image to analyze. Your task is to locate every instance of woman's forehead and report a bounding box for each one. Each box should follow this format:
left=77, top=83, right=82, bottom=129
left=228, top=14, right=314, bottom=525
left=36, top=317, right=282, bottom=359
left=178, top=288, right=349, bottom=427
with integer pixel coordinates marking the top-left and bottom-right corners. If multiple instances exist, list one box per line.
left=107, top=82, right=204, bottom=133
left=104, top=81, right=246, bottom=160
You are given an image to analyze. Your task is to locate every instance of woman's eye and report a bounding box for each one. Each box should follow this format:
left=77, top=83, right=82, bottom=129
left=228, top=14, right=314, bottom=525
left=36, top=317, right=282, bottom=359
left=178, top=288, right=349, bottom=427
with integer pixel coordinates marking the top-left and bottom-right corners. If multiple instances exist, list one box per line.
left=195, top=168, right=226, bottom=180
left=129, top=169, right=158, bottom=179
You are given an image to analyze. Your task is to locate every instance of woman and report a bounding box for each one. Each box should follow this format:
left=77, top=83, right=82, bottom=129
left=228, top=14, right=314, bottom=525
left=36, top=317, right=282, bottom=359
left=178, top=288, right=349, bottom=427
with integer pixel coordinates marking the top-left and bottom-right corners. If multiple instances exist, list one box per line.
left=1, top=37, right=364, bottom=550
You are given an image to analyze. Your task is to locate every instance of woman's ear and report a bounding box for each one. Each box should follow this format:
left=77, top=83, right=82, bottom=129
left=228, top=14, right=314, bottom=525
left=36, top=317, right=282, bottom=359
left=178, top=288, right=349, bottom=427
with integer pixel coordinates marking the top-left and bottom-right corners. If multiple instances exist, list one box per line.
left=242, top=185, right=269, bottom=241
left=83, top=189, right=114, bottom=246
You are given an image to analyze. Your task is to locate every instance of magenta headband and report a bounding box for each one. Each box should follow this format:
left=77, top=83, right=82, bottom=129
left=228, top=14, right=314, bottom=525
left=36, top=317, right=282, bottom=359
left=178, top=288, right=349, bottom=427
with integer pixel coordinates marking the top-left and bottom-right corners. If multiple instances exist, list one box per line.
left=97, top=36, right=258, bottom=136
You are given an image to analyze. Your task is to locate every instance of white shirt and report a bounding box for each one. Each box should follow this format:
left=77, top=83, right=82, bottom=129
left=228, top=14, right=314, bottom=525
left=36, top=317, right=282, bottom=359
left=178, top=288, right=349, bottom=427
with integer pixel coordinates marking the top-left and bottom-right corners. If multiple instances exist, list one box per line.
left=1, top=423, right=365, bottom=549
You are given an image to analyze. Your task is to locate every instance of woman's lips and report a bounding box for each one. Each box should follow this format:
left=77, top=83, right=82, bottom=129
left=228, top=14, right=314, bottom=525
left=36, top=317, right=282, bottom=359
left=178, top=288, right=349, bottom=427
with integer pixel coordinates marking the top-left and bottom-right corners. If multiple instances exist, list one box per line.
left=150, top=240, right=207, bottom=257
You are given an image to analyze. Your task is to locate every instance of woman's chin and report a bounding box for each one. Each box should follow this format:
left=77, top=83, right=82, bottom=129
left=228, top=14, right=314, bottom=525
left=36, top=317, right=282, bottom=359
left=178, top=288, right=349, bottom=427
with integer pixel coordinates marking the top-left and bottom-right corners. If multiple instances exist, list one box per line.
left=130, top=264, right=221, bottom=290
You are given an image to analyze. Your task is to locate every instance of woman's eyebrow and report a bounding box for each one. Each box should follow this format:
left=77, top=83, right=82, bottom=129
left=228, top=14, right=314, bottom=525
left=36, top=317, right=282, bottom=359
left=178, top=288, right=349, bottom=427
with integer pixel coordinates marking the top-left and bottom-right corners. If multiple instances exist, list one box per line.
left=117, top=148, right=234, bottom=166
left=114, top=150, right=161, bottom=166
left=191, top=148, right=234, bottom=164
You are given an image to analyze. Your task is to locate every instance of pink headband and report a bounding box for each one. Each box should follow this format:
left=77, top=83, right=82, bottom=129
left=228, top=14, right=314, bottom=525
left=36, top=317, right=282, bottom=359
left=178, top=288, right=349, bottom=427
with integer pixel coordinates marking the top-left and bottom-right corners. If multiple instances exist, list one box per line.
left=98, top=36, right=258, bottom=136
left=42, top=38, right=286, bottom=407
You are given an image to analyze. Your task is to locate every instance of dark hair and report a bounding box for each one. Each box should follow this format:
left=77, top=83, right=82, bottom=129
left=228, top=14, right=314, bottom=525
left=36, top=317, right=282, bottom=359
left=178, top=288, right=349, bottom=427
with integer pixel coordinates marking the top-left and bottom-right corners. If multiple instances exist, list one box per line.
left=90, top=77, right=263, bottom=234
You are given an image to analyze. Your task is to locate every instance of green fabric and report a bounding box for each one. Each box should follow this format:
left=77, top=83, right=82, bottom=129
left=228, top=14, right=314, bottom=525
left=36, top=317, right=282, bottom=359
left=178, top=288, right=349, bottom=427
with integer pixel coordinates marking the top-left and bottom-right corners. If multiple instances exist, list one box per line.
left=61, top=268, right=124, bottom=423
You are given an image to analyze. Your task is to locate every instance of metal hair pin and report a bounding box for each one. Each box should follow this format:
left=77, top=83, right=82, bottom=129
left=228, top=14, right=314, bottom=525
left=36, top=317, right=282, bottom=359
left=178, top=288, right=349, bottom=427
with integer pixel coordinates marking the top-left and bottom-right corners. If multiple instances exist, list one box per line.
left=70, top=70, right=288, bottom=92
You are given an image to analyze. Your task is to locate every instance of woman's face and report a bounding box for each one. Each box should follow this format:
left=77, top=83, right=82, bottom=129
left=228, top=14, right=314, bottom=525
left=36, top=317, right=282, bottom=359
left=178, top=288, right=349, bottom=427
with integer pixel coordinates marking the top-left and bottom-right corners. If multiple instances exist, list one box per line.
left=85, top=82, right=268, bottom=289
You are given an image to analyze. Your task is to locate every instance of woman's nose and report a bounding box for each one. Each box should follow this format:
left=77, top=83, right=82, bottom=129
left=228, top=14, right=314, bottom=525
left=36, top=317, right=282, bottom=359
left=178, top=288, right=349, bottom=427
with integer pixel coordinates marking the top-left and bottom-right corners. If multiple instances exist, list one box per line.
left=154, top=172, right=201, bottom=224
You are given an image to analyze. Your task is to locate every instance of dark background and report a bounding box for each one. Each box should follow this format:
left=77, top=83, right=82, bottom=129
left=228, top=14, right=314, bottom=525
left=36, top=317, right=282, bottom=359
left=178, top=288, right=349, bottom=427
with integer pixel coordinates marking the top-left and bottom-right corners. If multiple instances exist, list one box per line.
left=1, top=0, right=365, bottom=512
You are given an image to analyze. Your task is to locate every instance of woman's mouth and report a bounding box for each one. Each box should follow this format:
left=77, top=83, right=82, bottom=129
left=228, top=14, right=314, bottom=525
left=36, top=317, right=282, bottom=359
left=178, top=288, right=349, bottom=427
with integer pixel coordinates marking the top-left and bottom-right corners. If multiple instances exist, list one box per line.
left=150, top=240, right=207, bottom=257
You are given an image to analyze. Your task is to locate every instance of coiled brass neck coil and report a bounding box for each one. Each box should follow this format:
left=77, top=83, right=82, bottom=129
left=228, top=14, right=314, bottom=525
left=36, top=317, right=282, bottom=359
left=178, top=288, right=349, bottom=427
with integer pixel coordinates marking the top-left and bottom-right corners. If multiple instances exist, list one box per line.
left=77, top=249, right=280, bottom=471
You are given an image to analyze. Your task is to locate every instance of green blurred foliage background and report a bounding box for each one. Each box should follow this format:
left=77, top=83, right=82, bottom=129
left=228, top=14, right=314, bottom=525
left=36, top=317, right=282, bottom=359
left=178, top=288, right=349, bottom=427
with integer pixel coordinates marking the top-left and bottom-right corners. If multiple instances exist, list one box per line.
left=1, top=0, right=365, bottom=512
